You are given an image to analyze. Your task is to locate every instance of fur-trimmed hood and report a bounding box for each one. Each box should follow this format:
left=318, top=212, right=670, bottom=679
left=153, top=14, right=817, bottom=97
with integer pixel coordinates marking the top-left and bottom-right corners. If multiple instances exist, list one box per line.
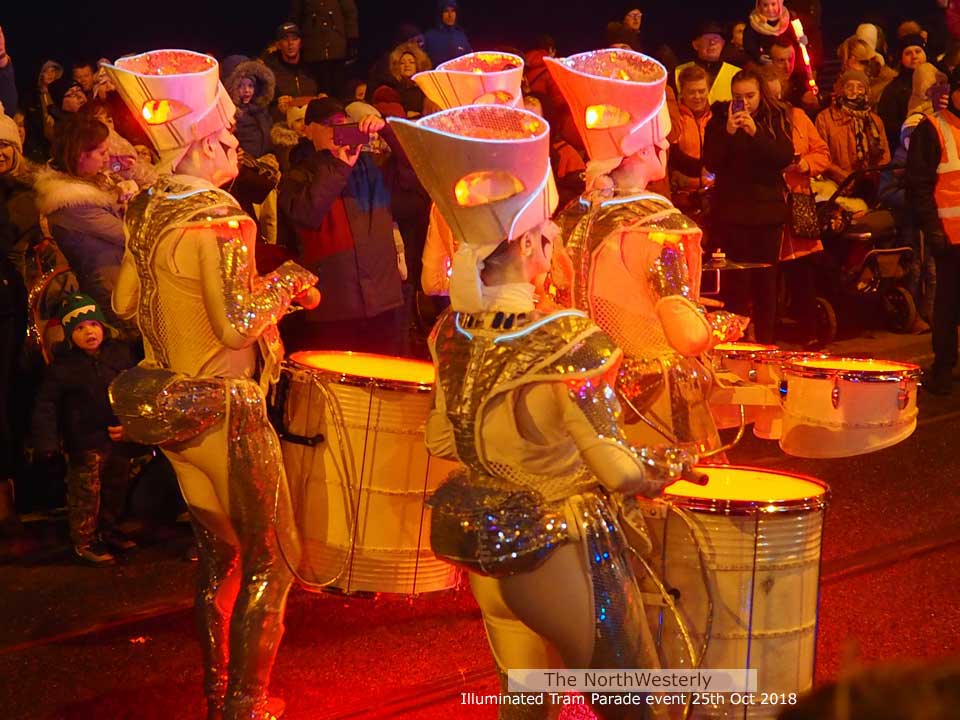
left=271, top=122, right=302, bottom=149
left=226, top=60, right=276, bottom=109
left=33, top=165, right=119, bottom=216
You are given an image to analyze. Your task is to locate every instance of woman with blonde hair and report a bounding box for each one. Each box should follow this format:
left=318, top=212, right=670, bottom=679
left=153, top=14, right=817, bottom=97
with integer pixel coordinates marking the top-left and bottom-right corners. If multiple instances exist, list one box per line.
left=837, top=35, right=896, bottom=106
left=379, top=40, right=432, bottom=117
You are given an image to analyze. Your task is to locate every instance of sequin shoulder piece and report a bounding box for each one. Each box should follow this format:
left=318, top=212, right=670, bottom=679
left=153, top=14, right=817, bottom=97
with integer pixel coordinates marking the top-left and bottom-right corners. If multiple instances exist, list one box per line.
left=431, top=308, right=622, bottom=471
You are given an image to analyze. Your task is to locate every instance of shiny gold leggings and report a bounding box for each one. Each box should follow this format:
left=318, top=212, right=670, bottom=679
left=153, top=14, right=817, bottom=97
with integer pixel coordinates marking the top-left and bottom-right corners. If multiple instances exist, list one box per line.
left=164, top=390, right=294, bottom=720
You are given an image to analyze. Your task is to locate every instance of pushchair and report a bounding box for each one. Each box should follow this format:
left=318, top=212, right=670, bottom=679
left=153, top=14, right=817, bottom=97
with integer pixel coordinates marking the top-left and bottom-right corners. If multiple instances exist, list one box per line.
left=814, top=165, right=918, bottom=334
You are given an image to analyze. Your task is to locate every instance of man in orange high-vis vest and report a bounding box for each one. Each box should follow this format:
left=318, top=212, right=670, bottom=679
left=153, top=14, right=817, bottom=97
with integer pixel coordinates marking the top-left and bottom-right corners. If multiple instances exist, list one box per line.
left=906, top=66, right=960, bottom=395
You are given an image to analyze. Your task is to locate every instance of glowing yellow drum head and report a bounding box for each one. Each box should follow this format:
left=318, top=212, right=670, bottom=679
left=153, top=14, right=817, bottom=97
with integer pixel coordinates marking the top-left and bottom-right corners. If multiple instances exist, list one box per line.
left=290, top=351, right=436, bottom=387
left=714, top=343, right=778, bottom=354
left=665, top=466, right=828, bottom=513
left=785, top=357, right=921, bottom=380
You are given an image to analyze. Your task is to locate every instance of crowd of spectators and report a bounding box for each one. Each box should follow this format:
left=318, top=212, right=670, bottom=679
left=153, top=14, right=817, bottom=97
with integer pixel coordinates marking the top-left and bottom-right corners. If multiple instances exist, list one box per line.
left=3, top=0, right=960, bottom=550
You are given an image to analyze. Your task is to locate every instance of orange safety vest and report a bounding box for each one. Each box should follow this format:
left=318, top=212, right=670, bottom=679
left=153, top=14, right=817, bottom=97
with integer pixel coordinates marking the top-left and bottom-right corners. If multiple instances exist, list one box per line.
left=928, top=110, right=960, bottom=245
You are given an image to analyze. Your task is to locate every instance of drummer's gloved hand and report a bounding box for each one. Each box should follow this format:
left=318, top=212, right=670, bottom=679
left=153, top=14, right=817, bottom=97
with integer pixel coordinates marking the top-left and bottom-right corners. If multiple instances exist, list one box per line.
left=707, top=311, right=750, bottom=345
left=635, top=445, right=698, bottom=496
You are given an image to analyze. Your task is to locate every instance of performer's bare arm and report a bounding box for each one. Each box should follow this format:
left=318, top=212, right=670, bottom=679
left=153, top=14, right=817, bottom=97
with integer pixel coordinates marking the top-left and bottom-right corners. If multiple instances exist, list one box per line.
left=112, top=251, right=140, bottom=320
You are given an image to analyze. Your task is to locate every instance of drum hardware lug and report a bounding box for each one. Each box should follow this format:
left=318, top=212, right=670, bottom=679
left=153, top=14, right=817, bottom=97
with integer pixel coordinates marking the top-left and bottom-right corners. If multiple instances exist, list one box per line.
left=279, top=431, right=325, bottom=447
left=748, top=365, right=758, bottom=382
left=898, top=382, right=909, bottom=411
left=639, top=501, right=668, bottom=520
left=779, top=380, right=788, bottom=398
left=831, top=379, right=840, bottom=409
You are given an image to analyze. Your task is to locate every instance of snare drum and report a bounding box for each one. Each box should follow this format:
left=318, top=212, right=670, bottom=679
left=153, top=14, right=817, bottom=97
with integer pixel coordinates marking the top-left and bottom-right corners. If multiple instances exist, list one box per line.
left=275, top=351, right=460, bottom=594
left=709, top=343, right=777, bottom=429
left=779, top=357, right=921, bottom=458
left=638, top=466, right=829, bottom=719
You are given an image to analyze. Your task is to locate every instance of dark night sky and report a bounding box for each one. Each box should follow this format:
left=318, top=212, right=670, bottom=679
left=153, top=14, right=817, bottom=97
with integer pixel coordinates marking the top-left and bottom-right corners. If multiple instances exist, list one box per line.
left=0, top=0, right=947, bottom=91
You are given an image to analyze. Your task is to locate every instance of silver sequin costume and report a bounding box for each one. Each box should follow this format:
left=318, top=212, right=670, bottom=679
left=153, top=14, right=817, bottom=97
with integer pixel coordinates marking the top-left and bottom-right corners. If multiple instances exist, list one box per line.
left=426, top=307, right=685, bottom=720
left=557, top=191, right=743, bottom=456
left=110, top=175, right=316, bottom=720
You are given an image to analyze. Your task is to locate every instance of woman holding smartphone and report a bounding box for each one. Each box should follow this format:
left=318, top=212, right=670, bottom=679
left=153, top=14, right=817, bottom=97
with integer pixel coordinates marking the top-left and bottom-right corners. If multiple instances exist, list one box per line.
left=703, top=66, right=794, bottom=343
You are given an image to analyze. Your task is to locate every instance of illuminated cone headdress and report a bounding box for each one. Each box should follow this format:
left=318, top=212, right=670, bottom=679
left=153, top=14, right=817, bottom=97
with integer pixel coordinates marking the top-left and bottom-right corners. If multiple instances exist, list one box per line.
left=414, top=51, right=524, bottom=110
left=102, top=49, right=235, bottom=171
left=544, top=49, right=669, bottom=162
left=391, top=105, right=558, bottom=311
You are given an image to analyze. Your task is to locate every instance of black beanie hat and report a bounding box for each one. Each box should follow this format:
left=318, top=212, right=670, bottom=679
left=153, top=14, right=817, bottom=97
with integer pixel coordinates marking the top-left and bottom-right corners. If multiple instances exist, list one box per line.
left=898, top=33, right=926, bottom=60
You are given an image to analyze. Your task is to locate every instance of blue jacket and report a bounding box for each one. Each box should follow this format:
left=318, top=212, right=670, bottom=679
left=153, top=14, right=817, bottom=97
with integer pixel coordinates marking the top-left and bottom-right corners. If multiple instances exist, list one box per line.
left=423, top=25, right=472, bottom=66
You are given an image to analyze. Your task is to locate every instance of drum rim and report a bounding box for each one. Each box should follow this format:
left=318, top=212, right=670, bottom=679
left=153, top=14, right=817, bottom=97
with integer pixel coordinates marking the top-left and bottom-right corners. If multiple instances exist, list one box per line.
left=286, top=351, right=435, bottom=392
left=712, top=342, right=779, bottom=360
left=782, top=357, right=922, bottom=383
left=664, top=464, right=830, bottom=514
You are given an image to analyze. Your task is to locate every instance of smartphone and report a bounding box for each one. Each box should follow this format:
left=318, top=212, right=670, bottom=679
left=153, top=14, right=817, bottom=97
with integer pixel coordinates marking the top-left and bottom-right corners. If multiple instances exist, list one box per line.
left=333, top=123, right=371, bottom=148
left=731, top=97, right=746, bottom=114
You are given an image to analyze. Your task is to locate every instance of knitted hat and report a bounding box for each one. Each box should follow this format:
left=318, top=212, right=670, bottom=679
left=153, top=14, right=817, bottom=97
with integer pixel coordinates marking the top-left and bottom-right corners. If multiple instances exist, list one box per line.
left=0, top=102, right=21, bottom=154
left=838, top=69, right=870, bottom=90
left=60, top=293, right=106, bottom=340
left=898, top=33, right=926, bottom=59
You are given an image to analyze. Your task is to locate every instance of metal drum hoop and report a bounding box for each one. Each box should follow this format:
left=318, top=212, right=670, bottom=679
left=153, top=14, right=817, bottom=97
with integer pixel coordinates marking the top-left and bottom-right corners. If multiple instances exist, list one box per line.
left=782, top=357, right=922, bottom=384
left=664, top=465, right=830, bottom=516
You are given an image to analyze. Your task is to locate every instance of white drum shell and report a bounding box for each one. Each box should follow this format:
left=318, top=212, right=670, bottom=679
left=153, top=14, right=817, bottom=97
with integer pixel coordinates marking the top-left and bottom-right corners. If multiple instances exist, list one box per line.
left=280, top=364, right=460, bottom=594
left=779, top=366, right=919, bottom=459
left=637, top=468, right=827, bottom=719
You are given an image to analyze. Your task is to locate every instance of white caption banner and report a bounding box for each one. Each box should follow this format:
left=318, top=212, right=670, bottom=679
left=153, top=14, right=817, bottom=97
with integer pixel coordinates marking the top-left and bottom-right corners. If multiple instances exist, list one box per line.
left=507, top=669, right=758, bottom=693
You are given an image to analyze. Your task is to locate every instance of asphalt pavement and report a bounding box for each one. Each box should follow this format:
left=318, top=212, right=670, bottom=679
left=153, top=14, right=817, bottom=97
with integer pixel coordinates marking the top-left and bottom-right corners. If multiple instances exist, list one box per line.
left=2, top=330, right=959, bottom=720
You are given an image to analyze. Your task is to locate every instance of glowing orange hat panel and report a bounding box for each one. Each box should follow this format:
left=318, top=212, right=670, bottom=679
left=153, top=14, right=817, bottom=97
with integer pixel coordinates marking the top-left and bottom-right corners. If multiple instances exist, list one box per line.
left=544, top=49, right=668, bottom=162
left=414, top=51, right=524, bottom=110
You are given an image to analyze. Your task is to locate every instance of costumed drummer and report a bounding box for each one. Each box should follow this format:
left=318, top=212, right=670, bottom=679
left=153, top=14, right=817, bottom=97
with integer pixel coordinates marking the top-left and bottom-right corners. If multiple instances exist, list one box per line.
left=390, top=103, right=695, bottom=720
left=103, top=50, right=319, bottom=720
left=544, top=48, right=747, bottom=457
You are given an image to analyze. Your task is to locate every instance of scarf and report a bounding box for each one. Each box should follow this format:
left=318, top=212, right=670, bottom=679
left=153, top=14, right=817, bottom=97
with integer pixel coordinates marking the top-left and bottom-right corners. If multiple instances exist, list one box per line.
left=749, top=6, right=791, bottom=37
left=837, top=96, right=885, bottom=168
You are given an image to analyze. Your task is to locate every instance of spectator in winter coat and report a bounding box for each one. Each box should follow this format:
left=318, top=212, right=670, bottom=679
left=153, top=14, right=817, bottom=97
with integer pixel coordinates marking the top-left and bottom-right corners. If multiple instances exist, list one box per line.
left=879, top=34, right=929, bottom=154
left=290, top=0, right=359, bottom=96
left=423, top=1, right=472, bottom=66
left=227, top=60, right=277, bottom=160
left=33, top=115, right=137, bottom=339
left=278, top=98, right=405, bottom=355
left=743, top=0, right=802, bottom=66
left=704, top=67, right=795, bottom=343
left=675, top=21, right=741, bottom=104
left=816, top=70, right=891, bottom=184
left=31, top=294, right=140, bottom=564
left=265, top=23, right=321, bottom=121
left=375, top=41, right=431, bottom=118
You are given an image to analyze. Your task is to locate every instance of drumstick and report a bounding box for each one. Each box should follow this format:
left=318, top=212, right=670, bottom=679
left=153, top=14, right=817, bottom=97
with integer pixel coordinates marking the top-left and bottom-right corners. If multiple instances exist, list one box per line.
left=682, top=468, right=709, bottom=486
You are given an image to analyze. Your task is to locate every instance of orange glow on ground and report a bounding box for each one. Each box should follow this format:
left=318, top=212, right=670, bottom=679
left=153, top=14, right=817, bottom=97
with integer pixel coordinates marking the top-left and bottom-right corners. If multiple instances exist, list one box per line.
left=290, top=351, right=436, bottom=385
left=667, top=466, right=826, bottom=503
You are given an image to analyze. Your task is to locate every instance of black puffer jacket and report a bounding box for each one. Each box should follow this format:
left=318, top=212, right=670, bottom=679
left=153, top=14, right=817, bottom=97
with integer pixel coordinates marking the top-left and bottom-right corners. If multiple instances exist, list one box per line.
left=31, top=339, right=137, bottom=455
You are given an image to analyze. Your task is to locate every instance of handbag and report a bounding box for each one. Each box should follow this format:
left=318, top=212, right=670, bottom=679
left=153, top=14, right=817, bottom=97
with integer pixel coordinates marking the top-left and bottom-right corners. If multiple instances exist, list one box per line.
left=788, top=190, right=821, bottom=239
